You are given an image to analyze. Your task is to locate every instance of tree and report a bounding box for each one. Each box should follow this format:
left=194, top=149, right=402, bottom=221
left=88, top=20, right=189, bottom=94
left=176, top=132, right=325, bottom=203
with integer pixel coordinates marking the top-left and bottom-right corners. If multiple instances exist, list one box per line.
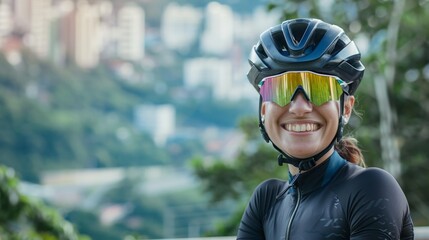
left=0, top=165, right=89, bottom=240
left=192, top=118, right=283, bottom=235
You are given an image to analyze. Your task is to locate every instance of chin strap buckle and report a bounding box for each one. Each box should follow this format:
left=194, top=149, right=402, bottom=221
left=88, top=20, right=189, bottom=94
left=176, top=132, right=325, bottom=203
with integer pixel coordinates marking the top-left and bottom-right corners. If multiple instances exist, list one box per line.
left=277, top=154, right=316, bottom=171
left=298, top=159, right=316, bottom=171
left=278, top=154, right=287, bottom=166
left=278, top=154, right=316, bottom=171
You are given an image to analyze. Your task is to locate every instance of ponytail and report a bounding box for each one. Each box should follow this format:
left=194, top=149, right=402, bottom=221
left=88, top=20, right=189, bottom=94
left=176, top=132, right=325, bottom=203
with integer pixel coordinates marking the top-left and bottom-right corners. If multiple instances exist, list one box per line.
left=335, top=136, right=366, bottom=167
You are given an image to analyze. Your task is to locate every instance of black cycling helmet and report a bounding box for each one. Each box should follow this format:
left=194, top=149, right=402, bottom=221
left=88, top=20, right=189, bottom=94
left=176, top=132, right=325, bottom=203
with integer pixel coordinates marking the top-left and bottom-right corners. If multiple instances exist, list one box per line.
left=247, top=18, right=365, bottom=95
left=248, top=18, right=365, bottom=171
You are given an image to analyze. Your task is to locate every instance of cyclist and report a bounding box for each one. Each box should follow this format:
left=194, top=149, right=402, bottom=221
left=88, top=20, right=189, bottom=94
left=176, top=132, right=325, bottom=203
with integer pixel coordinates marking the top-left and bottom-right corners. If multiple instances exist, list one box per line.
left=237, top=18, right=414, bottom=239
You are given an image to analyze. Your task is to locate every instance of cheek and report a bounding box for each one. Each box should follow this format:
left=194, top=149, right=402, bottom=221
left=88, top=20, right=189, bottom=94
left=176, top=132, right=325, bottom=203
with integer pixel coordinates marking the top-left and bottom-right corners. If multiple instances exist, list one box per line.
left=262, top=103, right=284, bottom=133
left=316, top=103, right=340, bottom=131
left=318, top=102, right=340, bottom=118
left=262, top=102, right=284, bottom=118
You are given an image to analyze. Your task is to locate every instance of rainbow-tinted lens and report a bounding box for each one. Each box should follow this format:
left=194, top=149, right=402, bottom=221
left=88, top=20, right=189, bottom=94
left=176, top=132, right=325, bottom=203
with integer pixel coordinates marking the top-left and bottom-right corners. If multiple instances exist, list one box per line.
left=259, top=71, right=347, bottom=107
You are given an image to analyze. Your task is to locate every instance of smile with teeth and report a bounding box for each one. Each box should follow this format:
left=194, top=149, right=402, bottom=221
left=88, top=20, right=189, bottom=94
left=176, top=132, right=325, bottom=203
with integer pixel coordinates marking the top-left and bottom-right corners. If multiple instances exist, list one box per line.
left=284, top=123, right=320, bottom=132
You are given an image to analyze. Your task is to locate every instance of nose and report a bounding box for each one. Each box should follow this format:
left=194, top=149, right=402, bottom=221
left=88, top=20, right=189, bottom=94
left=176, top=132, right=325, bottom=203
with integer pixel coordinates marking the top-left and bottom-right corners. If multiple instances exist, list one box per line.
left=288, top=92, right=312, bottom=116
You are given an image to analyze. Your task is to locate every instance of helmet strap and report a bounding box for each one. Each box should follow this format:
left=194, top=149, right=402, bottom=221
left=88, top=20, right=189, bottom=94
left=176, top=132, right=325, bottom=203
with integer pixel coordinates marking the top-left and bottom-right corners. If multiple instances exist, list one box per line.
left=336, top=94, right=346, bottom=142
left=258, top=94, right=346, bottom=171
left=258, top=96, right=270, bottom=143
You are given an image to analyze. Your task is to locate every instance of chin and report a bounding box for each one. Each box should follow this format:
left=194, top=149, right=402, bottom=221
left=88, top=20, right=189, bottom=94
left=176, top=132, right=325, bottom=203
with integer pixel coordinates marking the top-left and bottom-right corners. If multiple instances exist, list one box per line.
left=284, top=146, right=320, bottom=159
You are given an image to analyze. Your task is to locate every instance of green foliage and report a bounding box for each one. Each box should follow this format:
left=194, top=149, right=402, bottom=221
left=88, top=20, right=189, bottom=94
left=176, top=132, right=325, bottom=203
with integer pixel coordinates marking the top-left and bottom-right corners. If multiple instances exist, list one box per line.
left=176, top=98, right=254, bottom=128
left=62, top=170, right=234, bottom=239
left=0, top=165, right=89, bottom=240
left=65, top=210, right=129, bottom=240
left=0, top=8, right=255, bottom=238
left=0, top=46, right=252, bottom=182
left=191, top=117, right=283, bottom=234
left=0, top=51, right=171, bottom=181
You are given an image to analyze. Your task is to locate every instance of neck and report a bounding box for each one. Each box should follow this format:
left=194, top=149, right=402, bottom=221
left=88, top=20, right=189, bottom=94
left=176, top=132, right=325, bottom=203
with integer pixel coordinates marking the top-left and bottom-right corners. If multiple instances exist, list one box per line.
left=288, top=147, right=335, bottom=175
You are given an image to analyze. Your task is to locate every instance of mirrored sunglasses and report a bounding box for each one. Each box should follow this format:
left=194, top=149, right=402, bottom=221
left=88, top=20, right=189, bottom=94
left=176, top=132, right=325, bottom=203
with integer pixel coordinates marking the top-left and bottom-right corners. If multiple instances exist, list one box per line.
left=258, top=71, right=349, bottom=107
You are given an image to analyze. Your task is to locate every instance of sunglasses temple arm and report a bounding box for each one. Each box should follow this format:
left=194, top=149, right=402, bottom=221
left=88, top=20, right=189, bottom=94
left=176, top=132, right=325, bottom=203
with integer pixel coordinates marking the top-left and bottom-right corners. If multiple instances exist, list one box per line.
left=258, top=96, right=270, bottom=143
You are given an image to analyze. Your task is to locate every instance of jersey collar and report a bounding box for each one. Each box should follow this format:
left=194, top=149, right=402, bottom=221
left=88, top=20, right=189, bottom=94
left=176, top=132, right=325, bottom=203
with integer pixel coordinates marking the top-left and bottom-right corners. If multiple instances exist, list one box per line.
left=289, top=151, right=347, bottom=195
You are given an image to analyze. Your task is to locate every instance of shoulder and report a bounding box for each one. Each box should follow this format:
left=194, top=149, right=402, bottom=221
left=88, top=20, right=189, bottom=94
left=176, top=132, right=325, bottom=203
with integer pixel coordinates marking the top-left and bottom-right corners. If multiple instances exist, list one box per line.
left=251, top=178, right=287, bottom=201
left=243, top=179, right=286, bottom=223
left=249, top=178, right=286, bottom=206
left=339, top=164, right=409, bottom=210
left=340, top=165, right=414, bottom=238
left=343, top=164, right=402, bottom=191
left=255, top=178, right=286, bottom=193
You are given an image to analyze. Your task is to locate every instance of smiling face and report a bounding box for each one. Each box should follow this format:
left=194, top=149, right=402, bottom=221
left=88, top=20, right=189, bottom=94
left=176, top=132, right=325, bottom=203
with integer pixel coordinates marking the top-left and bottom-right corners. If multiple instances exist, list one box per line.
left=261, top=93, right=354, bottom=160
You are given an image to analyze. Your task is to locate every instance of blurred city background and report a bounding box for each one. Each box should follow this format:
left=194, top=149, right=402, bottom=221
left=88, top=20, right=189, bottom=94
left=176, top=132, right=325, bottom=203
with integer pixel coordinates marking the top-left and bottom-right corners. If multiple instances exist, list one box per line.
left=0, top=0, right=429, bottom=239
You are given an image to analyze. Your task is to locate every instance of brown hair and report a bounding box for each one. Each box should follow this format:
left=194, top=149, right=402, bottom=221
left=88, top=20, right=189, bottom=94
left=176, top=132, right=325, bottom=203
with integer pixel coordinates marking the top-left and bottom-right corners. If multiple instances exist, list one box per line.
left=334, top=136, right=366, bottom=167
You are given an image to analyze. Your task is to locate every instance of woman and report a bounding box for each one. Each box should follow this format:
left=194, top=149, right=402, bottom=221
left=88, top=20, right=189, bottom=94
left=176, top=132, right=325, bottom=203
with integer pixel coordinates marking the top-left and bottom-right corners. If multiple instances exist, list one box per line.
left=237, top=18, right=414, bottom=239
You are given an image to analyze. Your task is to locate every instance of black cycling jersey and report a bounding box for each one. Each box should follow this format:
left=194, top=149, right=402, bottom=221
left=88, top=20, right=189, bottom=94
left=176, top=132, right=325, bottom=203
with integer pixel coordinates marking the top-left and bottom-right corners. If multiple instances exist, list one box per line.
left=237, top=151, right=414, bottom=240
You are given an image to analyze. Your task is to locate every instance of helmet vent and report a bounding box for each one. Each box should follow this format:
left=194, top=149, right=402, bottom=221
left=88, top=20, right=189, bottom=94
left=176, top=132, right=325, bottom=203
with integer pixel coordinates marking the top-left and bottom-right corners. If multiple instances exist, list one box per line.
left=331, top=39, right=346, bottom=55
left=313, top=29, right=326, bottom=46
left=289, top=22, right=307, bottom=44
left=256, top=43, right=268, bottom=58
left=272, top=31, right=288, bottom=54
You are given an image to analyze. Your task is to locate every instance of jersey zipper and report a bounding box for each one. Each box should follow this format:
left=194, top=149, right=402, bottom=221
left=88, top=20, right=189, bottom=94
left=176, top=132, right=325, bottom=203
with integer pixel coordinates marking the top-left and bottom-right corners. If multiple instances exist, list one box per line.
left=285, top=186, right=301, bottom=240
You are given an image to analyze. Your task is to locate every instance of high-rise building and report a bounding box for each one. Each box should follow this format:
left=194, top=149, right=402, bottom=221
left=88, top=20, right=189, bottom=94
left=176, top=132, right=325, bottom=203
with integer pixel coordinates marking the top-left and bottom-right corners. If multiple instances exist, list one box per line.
left=0, top=1, right=13, bottom=39
left=49, top=0, right=75, bottom=65
left=184, top=57, right=236, bottom=100
left=117, top=3, right=145, bottom=61
left=11, top=0, right=31, bottom=33
left=73, top=0, right=102, bottom=68
left=27, top=0, right=52, bottom=59
left=160, top=2, right=202, bottom=52
left=200, top=2, right=234, bottom=56
left=134, top=104, right=176, bottom=146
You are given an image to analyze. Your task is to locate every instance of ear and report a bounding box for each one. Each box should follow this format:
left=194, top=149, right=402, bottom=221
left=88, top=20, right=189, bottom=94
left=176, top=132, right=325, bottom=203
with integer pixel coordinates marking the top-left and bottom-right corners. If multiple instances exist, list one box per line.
left=261, top=101, right=267, bottom=119
left=343, top=95, right=355, bottom=120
